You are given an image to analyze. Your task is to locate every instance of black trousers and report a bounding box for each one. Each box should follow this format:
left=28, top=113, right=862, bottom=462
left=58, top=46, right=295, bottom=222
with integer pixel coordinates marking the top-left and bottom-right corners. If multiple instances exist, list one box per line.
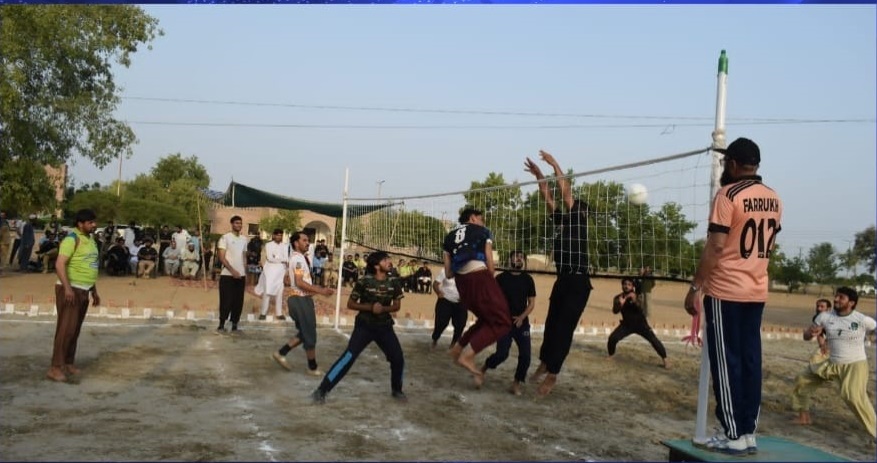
left=431, top=298, right=467, bottom=347
left=485, top=320, right=531, bottom=382
left=539, top=273, right=591, bottom=374
left=318, top=319, right=405, bottom=395
left=607, top=320, right=667, bottom=358
left=218, top=275, right=245, bottom=326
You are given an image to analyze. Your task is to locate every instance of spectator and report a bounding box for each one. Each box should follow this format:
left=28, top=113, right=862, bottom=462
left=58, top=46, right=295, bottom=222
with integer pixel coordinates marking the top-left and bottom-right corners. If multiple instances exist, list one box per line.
left=18, top=214, right=36, bottom=272
left=162, top=240, right=181, bottom=277
left=180, top=242, right=200, bottom=280
left=104, top=237, right=129, bottom=276
left=36, top=231, right=60, bottom=273
left=246, top=236, right=263, bottom=287
left=137, top=238, right=158, bottom=278
left=342, top=254, right=358, bottom=287
left=416, top=261, right=433, bottom=294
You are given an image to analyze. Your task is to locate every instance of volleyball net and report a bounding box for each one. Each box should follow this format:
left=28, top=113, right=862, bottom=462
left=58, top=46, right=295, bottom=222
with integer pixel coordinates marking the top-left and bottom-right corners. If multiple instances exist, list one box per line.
left=341, top=146, right=712, bottom=282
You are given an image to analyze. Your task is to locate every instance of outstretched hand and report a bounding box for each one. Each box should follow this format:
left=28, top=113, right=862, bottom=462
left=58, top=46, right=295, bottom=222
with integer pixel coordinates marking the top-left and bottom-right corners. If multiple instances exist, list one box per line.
left=524, top=157, right=544, bottom=179
left=539, top=150, right=558, bottom=166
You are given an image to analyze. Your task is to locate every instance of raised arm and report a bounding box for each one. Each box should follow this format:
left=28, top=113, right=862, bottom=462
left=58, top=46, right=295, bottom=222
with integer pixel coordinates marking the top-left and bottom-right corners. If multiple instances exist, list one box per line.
left=525, top=156, right=556, bottom=213
left=540, top=150, right=574, bottom=210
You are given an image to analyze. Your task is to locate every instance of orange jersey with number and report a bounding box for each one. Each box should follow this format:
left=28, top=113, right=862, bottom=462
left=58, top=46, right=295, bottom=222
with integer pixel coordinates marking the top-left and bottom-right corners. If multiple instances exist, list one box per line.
left=706, top=176, right=782, bottom=302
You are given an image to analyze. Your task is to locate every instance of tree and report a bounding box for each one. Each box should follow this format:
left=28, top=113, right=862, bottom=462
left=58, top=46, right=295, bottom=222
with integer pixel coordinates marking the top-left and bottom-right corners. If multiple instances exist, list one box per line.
left=854, top=272, right=876, bottom=288
left=1, top=5, right=160, bottom=215
left=259, top=210, right=302, bottom=236
left=807, top=242, right=839, bottom=284
left=67, top=189, right=119, bottom=225
left=150, top=153, right=210, bottom=189
left=113, top=153, right=213, bottom=227
left=463, top=172, right=523, bottom=257
left=1, top=5, right=161, bottom=168
left=767, top=245, right=785, bottom=283
left=0, top=158, right=55, bottom=215
left=839, top=247, right=859, bottom=280
left=118, top=197, right=188, bottom=229
left=852, top=225, right=876, bottom=273
left=777, top=255, right=811, bottom=293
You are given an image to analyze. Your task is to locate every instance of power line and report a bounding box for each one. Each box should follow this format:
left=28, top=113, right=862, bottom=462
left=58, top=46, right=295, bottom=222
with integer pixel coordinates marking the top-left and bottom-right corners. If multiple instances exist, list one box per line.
left=124, top=119, right=876, bottom=129
left=122, top=96, right=875, bottom=124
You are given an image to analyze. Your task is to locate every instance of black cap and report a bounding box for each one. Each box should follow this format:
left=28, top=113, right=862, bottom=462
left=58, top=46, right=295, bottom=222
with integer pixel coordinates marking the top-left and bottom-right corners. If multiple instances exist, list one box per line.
left=715, top=137, right=761, bottom=166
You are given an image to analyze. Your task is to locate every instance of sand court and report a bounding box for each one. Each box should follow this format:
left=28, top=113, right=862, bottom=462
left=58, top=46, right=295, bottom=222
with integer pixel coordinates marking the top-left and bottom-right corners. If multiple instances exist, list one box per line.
left=1, top=271, right=874, bottom=461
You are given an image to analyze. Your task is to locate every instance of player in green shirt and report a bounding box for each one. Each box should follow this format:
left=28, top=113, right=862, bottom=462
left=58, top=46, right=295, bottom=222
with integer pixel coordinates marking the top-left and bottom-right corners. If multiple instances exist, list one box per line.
left=47, top=209, right=100, bottom=382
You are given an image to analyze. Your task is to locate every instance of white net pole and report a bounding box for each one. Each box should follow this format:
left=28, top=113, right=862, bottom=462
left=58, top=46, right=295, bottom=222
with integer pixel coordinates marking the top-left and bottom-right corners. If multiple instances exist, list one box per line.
left=333, top=168, right=350, bottom=330
left=694, top=49, right=730, bottom=443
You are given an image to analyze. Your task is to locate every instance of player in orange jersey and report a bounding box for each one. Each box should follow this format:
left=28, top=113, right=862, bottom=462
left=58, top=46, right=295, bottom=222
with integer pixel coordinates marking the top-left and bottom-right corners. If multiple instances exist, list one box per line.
left=684, top=137, right=783, bottom=456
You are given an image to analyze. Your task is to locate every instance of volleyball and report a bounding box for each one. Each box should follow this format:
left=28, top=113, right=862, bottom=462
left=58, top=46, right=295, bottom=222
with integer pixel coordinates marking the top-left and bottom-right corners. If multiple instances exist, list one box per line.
left=627, top=183, right=648, bottom=205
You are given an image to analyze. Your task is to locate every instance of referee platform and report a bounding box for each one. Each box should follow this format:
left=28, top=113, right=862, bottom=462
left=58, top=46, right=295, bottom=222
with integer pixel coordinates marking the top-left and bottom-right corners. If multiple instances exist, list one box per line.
left=662, top=436, right=852, bottom=462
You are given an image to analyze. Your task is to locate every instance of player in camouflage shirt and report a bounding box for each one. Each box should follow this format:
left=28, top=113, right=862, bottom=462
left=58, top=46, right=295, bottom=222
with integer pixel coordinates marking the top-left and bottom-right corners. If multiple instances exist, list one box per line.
left=311, top=251, right=407, bottom=403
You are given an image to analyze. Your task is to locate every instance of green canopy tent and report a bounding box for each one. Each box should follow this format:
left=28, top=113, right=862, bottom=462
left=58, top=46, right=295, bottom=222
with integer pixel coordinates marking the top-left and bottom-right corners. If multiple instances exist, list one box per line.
left=215, top=181, right=389, bottom=217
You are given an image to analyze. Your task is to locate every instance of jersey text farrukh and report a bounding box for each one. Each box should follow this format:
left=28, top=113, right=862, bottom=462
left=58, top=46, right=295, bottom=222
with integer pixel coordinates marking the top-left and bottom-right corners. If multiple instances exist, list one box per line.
left=743, top=197, right=780, bottom=213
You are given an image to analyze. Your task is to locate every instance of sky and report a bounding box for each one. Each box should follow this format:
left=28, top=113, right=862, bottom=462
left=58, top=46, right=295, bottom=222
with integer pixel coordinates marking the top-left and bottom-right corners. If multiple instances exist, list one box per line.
left=70, top=5, right=877, bottom=259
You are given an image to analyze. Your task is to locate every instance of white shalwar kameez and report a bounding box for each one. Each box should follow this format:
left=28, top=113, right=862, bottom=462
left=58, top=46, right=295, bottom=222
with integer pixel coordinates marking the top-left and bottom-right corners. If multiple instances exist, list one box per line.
left=255, top=240, right=290, bottom=317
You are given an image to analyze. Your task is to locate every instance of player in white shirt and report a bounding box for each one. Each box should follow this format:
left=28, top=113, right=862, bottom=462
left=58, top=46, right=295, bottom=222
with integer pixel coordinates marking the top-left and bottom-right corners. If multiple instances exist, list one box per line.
left=791, top=287, right=877, bottom=439
left=271, top=231, right=334, bottom=376
left=215, top=216, right=249, bottom=335
left=430, top=268, right=467, bottom=350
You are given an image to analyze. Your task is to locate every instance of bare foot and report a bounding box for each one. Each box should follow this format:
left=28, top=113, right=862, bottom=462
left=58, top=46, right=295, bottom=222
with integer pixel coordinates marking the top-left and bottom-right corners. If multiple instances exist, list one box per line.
left=791, top=413, right=812, bottom=425
left=509, top=381, right=523, bottom=396
left=64, top=364, right=81, bottom=375
left=456, top=348, right=480, bottom=374
left=661, top=358, right=671, bottom=369
left=453, top=348, right=484, bottom=389
left=606, top=355, right=615, bottom=362
left=449, top=343, right=463, bottom=361
left=529, top=363, right=547, bottom=383
left=46, top=367, right=68, bottom=382
left=536, top=373, right=557, bottom=397
left=472, top=372, right=484, bottom=389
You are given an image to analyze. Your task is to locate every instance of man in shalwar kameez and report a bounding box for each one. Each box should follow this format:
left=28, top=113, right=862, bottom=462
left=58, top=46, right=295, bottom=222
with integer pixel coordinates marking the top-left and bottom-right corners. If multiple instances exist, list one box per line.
left=255, top=229, right=290, bottom=320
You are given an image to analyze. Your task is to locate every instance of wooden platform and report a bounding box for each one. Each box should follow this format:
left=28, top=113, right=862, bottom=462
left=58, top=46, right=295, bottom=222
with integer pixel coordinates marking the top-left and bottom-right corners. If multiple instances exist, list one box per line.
left=662, top=436, right=852, bottom=462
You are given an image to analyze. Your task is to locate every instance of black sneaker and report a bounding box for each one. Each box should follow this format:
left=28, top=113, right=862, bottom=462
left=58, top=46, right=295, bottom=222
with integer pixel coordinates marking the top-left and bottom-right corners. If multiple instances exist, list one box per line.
left=391, top=390, right=408, bottom=402
left=258, top=314, right=266, bottom=320
left=276, top=315, right=286, bottom=321
left=214, top=327, right=227, bottom=336
left=311, top=389, right=326, bottom=405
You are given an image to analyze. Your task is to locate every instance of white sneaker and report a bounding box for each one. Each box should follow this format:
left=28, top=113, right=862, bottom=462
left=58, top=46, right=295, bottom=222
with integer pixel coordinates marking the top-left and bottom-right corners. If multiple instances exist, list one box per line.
left=694, top=434, right=748, bottom=456
left=744, top=434, right=757, bottom=455
left=271, top=352, right=292, bottom=371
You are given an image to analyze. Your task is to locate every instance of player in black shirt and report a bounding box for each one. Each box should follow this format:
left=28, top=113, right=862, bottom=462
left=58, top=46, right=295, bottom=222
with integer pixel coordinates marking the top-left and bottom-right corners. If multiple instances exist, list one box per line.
left=481, top=250, right=536, bottom=395
left=525, top=151, right=593, bottom=396
left=607, top=277, right=668, bottom=368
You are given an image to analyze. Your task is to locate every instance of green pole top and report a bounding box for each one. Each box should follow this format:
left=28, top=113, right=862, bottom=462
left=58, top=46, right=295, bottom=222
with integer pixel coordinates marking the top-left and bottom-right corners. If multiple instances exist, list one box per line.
left=718, top=50, right=728, bottom=75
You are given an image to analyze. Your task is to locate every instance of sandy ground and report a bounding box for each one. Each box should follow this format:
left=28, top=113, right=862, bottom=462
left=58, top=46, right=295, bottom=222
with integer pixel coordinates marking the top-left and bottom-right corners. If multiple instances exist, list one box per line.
left=0, top=270, right=875, bottom=461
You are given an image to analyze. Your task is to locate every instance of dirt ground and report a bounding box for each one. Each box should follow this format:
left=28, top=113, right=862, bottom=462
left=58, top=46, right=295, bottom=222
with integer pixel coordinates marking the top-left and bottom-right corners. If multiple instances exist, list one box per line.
left=0, top=270, right=875, bottom=461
